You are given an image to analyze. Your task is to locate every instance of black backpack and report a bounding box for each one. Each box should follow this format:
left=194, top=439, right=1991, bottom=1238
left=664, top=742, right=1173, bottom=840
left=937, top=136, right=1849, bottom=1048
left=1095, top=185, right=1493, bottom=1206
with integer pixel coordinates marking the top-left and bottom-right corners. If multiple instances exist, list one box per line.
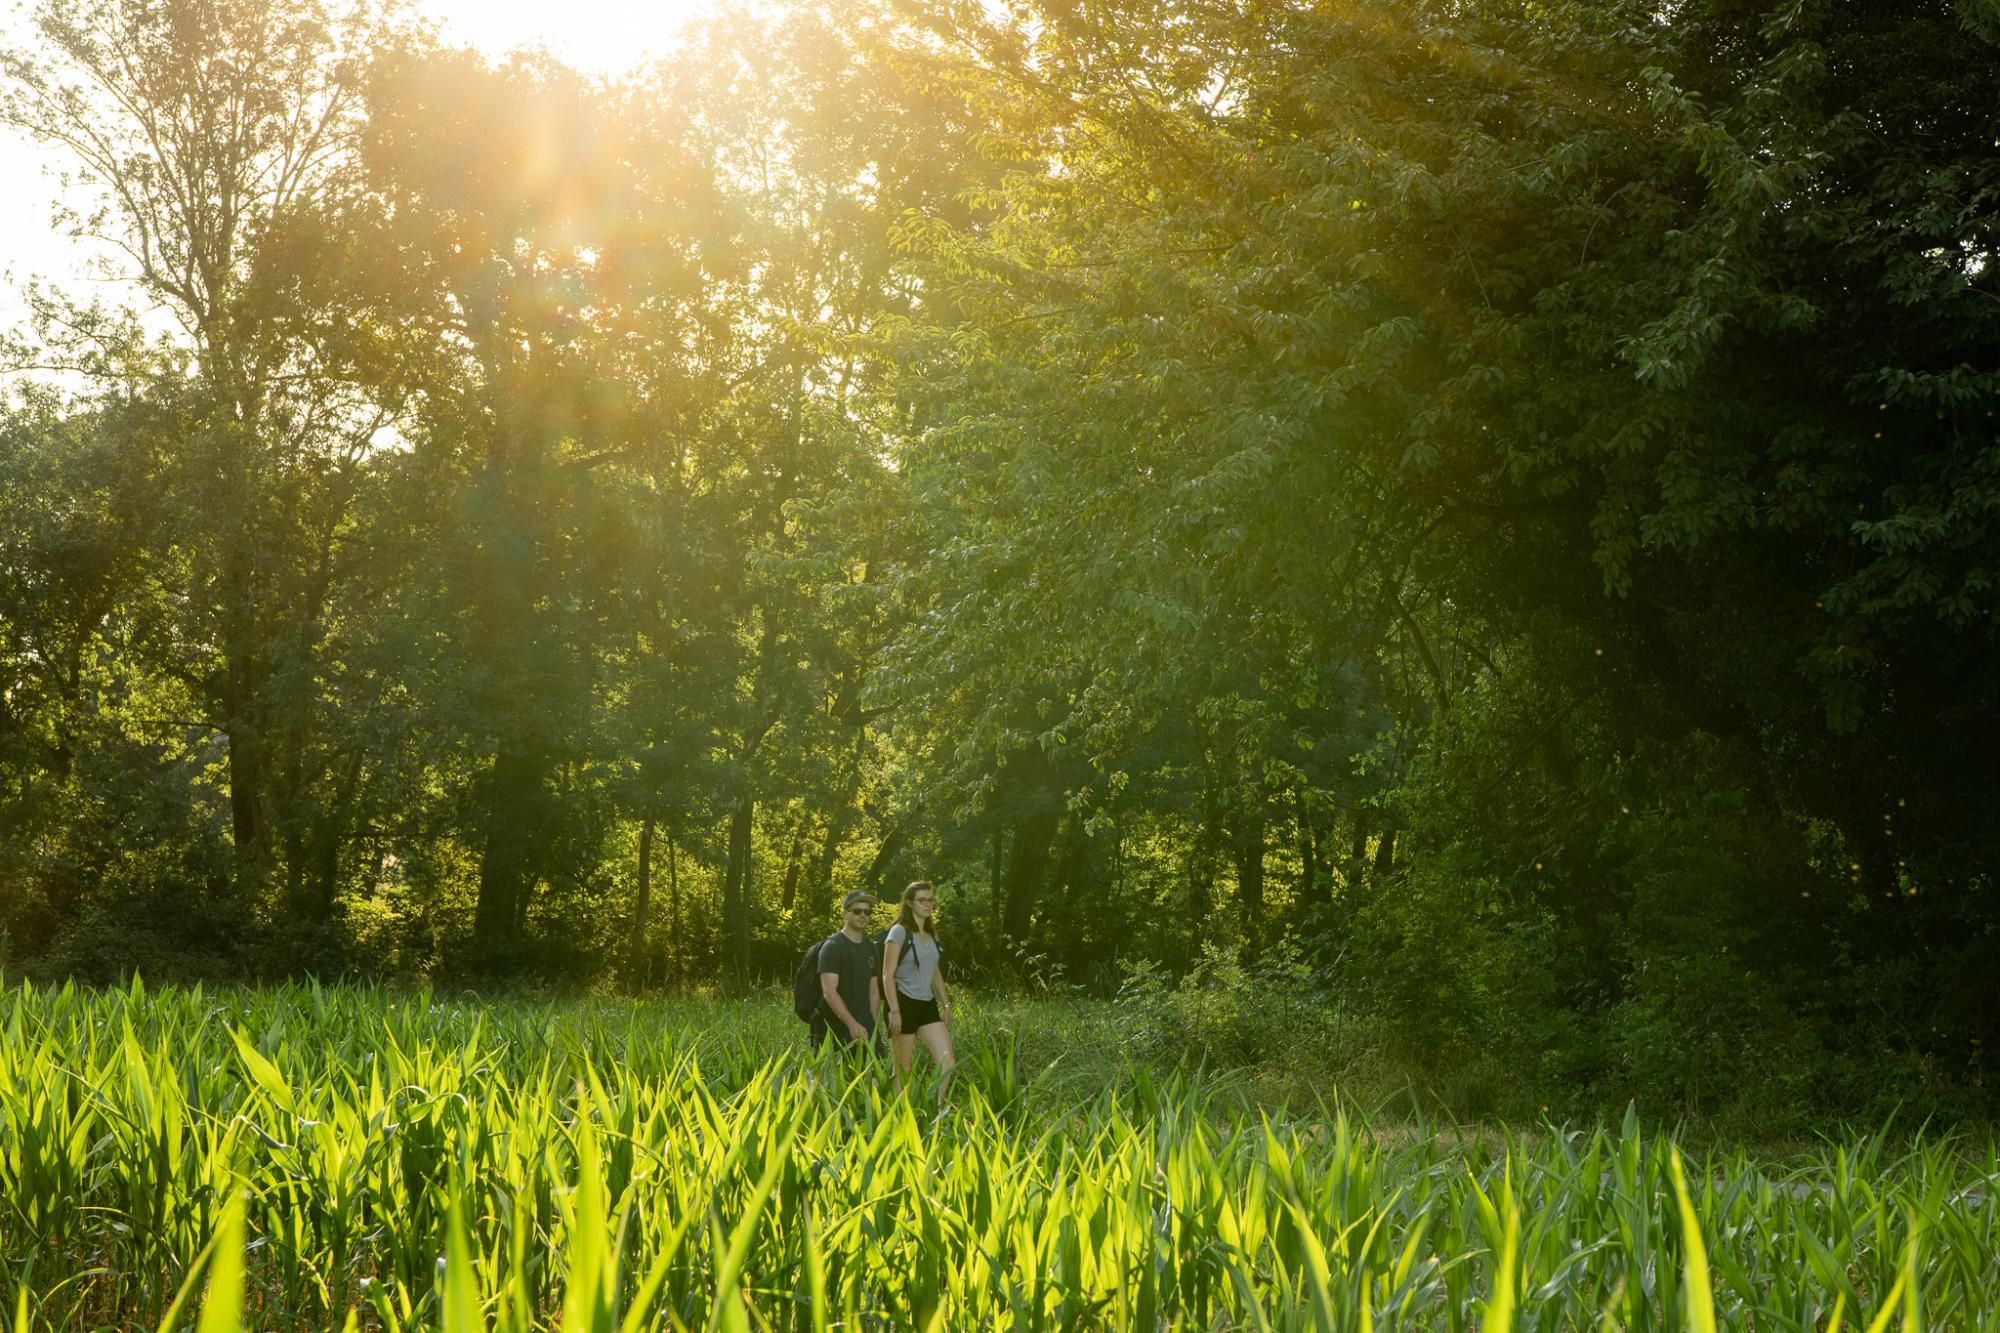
left=792, top=937, right=828, bottom=1023
left=793, top=928, right=894, bottom=1024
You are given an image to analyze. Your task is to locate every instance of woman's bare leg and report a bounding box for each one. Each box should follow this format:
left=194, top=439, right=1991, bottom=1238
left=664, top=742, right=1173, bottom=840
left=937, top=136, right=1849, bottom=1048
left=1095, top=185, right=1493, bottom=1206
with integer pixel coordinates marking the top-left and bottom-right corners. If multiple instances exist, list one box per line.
left=892, top=1031, right=918, bottom=1086
left=916, top=1021, right=956, bottom=1100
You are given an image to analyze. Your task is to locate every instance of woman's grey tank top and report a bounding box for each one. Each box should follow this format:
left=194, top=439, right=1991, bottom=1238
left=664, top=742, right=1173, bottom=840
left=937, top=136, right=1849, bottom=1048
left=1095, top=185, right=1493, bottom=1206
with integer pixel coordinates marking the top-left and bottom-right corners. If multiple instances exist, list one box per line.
left=886, top=922, right=940, bottom=1001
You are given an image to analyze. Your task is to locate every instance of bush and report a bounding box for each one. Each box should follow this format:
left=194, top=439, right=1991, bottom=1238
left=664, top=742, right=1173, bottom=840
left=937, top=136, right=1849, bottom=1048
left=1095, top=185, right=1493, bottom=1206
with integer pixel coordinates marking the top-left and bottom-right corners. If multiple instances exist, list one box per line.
left=1112, top=937, right=1358, bottom=1084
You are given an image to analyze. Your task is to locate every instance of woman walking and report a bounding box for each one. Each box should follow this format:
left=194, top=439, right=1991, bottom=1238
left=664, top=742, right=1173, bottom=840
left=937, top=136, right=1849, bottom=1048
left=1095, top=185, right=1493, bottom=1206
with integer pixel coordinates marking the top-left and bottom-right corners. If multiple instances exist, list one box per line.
left=883, top=880, right=956, bottom=1099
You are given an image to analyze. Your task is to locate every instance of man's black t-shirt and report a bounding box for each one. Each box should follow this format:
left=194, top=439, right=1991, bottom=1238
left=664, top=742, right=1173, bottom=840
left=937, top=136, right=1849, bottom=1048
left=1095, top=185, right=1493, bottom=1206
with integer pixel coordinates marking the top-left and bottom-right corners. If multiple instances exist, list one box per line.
left=816, top=930, right=879, bottom=1045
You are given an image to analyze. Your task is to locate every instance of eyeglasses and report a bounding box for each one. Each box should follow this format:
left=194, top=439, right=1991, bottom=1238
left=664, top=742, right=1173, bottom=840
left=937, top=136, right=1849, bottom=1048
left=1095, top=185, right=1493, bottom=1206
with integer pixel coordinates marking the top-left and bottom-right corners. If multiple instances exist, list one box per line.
left=915, top=896, right=935, bottom=903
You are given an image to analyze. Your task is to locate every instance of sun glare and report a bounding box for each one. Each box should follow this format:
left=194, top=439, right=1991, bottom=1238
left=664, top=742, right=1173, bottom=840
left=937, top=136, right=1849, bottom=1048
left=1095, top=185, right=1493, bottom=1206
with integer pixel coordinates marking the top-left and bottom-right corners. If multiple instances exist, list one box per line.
left=0, top=0, right=721, bottom=330
left=418, top=0, right=720, bottom=73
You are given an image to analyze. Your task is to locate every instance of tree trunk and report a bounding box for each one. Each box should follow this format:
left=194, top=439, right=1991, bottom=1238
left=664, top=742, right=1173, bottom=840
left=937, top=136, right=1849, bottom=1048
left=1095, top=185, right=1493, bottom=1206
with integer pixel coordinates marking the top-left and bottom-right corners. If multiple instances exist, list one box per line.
left=721, top=798, right=756, bottom=990
left=808, top=806, right=853, bottom=924
left=1296, top=788, right=1319, bottom=905
left=864, top=824, right=905, bottom=898
left=223, top=649, right=267, bottom=872
left=1372, top=824, right=1398, bottom=879
left=283, top=818, right=307, bottom=912
left=666, top=833, right=681, bottom=983
left=989, top=822, right=1006, bottom=938
left=1235, top=803, right=1267, bottom=950
left=779, top=814, right=809, bottom=912
left=1185, top=820, right=1211, bottom=923
left=1112, top=825, right=1125, bottom=897
left=629, top=815, right=654, bottom=986
left=1343, top=807, right=1370, bottom=888
left=1052, top=820, right=1085, bottom=899
left=1189, top=805, right=1228, bottom=923
left=474, top=741, right=544, bottom=963
left=1001, top=806, right=1060, bottom=944
left=214, top=421, right=270, bottom=879
left=1048, top=820, right=1097, bottom=981
left=304, top=751, right=364, bottom=923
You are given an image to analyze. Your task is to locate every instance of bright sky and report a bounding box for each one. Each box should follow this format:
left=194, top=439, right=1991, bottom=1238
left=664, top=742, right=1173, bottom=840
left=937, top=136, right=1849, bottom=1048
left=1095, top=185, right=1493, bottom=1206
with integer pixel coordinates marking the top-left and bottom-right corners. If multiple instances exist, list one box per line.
left=420, top=0, right=717, bottom=77
left=0, top=0, right=717, bottom=330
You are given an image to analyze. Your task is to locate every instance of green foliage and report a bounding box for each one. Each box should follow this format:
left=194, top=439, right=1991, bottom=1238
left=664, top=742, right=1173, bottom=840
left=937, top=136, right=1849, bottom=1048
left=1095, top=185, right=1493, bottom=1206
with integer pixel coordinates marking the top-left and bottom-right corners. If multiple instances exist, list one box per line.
left=871, top=0, right=1999, bottom=1102
left=2, top=981, right=1998, bottom=1331
left=0, top=0, right=1994, bottom=1125
left=1114, top=938, right=1356, bottom=1080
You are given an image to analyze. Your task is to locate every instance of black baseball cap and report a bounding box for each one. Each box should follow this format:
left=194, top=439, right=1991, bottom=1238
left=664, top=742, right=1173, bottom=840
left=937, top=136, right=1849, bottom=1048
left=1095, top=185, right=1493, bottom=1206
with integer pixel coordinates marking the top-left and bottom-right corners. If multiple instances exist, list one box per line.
left=841, top=889, right=876, bottom=912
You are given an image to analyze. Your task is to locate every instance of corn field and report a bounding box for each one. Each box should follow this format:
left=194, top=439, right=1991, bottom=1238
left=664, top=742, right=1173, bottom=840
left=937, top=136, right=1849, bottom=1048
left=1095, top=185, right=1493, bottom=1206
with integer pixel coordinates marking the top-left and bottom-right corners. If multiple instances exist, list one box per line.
left=0, top=979, right=1994, bottom=1331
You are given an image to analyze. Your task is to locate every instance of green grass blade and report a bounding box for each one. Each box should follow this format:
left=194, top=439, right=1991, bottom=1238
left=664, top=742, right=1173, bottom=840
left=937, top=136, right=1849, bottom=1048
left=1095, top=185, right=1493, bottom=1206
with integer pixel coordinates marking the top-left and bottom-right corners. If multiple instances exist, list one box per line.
left=1669, top=1146, right=1717, bottom=1333
left=192, top=1191, right=245, bottom=1333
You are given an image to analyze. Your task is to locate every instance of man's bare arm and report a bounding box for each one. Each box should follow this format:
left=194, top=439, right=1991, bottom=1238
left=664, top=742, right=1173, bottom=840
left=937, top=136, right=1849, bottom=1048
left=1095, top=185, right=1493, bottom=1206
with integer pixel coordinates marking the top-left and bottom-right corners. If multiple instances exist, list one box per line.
left=821, top=972, right=864, bottom=1035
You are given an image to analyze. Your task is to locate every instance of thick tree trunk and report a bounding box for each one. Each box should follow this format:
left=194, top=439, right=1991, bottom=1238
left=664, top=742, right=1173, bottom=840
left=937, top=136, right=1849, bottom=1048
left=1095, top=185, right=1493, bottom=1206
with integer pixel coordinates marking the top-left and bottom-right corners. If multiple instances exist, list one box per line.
left=1054, top=821, right=1088, bottom=899
left=474, top=741, right=544, bottom=961
left=40, top=633, right=91, bottom=782
left=1001, top=806, right=1060, bottom=944
left=303, top=752, right=364, bottom=923
left=223, top=653, right=267, bottom=870
left=1344, top=807, right=1370, bottom=888
left=863, top=824, right=905, bottom=898
left=721, top=798, right=755, bottom=990
left=779, top=815, right=808, bottom=912
left=1372, top=824, right=1398, bottom=879
left=306, top=824, right=338, bottom=920
left=217, top=435, right=269, bottom=880
left=276, top=530, right=344, bottom=923
left=1048, top=820, right=1098, bottom=980
left=808, top=807, right=853, bottom=924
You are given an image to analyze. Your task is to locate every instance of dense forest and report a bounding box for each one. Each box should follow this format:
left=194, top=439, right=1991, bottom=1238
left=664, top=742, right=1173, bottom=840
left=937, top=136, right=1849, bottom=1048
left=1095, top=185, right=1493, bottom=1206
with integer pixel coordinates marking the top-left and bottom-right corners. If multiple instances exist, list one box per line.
left=1, top=0, right=1995, bottom=1120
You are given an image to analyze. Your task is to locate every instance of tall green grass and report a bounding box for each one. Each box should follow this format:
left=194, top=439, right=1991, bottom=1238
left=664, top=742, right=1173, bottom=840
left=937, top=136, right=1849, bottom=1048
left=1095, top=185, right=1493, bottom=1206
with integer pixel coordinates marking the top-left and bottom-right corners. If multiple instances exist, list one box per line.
left=1, top=977, right=1994, bottom=1330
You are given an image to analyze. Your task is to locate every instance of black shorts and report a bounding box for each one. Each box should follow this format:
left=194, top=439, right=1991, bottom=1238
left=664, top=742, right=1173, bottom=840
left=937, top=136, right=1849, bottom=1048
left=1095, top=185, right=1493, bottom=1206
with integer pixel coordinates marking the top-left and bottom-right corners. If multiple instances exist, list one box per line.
left=812, top=1015, right=878, bottom=1056
left=894, top=991, right=943, bottom=1031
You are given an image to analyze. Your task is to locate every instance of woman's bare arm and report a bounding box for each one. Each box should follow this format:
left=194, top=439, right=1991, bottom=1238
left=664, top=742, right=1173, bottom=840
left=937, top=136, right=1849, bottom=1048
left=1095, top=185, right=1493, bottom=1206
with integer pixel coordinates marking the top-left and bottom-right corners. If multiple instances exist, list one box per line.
left=882, top=937, right=904, bottom=1030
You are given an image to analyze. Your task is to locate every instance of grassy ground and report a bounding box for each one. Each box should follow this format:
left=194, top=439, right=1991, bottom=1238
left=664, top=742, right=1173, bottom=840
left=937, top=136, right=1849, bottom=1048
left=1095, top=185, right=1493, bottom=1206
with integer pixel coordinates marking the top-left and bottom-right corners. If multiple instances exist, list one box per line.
left=3, top=978, right=1997, bottom=1330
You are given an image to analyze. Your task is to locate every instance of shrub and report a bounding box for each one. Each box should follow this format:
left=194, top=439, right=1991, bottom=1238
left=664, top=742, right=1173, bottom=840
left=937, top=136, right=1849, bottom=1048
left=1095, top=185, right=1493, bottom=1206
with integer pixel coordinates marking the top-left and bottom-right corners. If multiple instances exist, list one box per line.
left=1112, top=937, right=1356, bottom=1083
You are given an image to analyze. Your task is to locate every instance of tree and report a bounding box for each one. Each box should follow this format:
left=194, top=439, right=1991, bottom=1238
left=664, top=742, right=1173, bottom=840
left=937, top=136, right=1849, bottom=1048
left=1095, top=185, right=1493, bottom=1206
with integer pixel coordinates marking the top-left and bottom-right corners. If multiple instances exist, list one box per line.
left=878, top=0, right=1999, bottom=1059
left=618, top=1, right=983, bottom=985
left=2, top=0, right=406, bottom=894
left=356, top=46, right=661, bottom=969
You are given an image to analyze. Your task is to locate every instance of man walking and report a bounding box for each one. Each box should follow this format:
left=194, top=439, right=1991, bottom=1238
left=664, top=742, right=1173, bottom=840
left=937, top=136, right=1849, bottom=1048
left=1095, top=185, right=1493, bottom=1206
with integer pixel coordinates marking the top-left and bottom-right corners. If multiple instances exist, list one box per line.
left=815, top=889, right=880, bottom=1053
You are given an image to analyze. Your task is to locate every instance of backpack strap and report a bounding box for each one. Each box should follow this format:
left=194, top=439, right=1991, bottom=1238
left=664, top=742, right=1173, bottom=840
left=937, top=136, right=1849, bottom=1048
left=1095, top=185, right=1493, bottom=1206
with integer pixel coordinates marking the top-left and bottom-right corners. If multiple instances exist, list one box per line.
left=889, top=924, right=930, bottom=981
